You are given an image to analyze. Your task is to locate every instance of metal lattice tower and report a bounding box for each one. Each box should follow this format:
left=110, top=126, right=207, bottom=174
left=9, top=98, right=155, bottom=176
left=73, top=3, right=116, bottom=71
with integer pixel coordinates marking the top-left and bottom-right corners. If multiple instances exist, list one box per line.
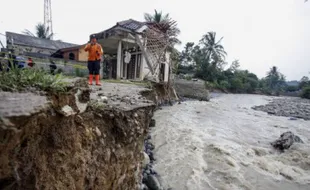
left=44, top=0, right=53, bottom=39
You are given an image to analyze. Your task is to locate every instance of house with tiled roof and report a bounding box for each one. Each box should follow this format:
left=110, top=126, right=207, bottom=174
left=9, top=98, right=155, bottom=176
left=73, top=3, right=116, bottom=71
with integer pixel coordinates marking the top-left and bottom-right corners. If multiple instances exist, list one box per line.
left=89, top=19, right=171, bottom=82
left=5, top=31, right=77, bottom=58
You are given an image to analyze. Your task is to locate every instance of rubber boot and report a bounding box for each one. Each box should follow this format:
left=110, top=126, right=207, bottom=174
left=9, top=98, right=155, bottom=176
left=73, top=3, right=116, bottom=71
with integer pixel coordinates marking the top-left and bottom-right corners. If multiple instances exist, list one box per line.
left=95, top=75, right=101, bottom=86
left=88, top=74, right=93, bottom=85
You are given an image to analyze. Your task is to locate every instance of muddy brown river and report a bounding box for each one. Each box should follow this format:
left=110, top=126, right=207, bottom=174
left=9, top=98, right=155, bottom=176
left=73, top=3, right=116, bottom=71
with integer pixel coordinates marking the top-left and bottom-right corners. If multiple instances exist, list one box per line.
left=151, top=94, right=310, bottom=190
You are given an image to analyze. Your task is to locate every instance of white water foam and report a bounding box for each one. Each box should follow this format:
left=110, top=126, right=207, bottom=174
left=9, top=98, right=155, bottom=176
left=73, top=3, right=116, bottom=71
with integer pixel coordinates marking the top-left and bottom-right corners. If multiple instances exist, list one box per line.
left=151, top=94, right=310, bottom=190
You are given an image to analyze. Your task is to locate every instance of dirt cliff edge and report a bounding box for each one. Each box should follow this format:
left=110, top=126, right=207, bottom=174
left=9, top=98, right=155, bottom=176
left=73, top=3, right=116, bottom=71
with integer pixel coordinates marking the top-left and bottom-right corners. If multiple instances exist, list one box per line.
left=0, top=79, right=156, bottom=190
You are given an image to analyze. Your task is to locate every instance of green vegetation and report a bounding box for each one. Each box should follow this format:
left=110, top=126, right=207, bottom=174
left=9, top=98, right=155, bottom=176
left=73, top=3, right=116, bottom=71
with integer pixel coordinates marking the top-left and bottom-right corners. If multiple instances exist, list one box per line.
left=143, top=10, right=181, bottom=68
left=0, top=67, right=68, bottom=92
left=301, top=87, right=310, bottom=99
left=299, top=75, right=310, bottom=99
left=74, top=68, right=87, bottom=77
left=176, top=31, right=308, bottom=97
left=144, top=9, right=181, bottom=46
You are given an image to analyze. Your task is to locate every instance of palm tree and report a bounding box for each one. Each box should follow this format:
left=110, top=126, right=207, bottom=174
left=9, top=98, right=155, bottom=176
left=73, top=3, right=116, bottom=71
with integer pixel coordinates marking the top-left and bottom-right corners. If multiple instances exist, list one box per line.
left=267, top=66, right=279, bottom=78
left=229, top=59, right=240, bottom=72
left=266, top=66, right=286, bottom=89
left=200, top=32, right=227, bottom=63
left=23, top=23, right=54, bottom=39
left=144, top=9, right=181, bottom=46
left=144, top=10, right=170, bottom=23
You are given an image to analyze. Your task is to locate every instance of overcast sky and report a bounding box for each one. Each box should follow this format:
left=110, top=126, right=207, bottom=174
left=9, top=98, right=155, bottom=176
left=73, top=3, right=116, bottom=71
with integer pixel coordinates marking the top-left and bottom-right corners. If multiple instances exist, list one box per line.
left=0, top=0, right=309, bottom=80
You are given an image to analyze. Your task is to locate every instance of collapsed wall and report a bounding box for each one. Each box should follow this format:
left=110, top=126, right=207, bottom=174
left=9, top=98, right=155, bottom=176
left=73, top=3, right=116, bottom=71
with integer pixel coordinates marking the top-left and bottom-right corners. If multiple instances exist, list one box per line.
left=0, top=79, right=157, bottom=190
left=174, top=79, right=210, bottom=101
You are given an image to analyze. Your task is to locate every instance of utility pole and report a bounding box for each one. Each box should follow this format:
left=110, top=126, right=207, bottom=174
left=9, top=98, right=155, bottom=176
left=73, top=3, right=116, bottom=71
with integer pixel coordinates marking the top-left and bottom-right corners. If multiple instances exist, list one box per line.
left=44, top=0, right=53, bottom=39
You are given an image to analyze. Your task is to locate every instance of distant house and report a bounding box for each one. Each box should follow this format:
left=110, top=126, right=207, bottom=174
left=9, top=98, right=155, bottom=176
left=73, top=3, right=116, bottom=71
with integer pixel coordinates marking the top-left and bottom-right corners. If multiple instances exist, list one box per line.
left=286, top=80, right=300, bottom=87
left=5, top=32, right=77, bottom=58
left=91, top=19, right=171, bottom=82
left=51, top=44, right=88, bottom=62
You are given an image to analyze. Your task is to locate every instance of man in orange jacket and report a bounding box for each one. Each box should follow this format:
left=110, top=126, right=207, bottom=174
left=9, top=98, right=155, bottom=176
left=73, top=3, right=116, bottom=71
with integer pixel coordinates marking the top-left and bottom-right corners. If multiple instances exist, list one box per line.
left=84, top=35, right=103, bottom=85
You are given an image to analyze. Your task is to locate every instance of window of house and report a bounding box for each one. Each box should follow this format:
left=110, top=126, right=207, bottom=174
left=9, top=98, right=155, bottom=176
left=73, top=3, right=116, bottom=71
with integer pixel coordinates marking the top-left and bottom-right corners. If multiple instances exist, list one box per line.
left=69, top=52, right=75, bottom=60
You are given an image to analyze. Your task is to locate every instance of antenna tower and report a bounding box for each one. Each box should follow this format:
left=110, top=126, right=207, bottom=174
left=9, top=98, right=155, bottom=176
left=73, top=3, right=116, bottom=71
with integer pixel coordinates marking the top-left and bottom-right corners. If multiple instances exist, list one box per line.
left=44, top=0, right=53, bottom=39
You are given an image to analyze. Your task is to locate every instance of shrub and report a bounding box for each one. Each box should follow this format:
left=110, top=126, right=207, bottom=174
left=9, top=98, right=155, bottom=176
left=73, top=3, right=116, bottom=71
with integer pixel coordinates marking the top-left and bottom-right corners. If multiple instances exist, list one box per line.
left=243, top=83, right=252, bottom=93
left=57, top=68, right=63, bottom=74
left=301, top=87, right=310, bottom=99
left=229, top=77, right=243, bottom=92
left=0, top=67, right=67, bottom=92
left=286, top=85, right=299, bottom=92
left=185, top=75, right=192, bottom=81
left=74, top=68, right=87, bottom=77
left=219, top=80, right=230, bottom=90
left=247, top=78, right=259, bottom=90
left=262, top=87, right=272, bottom=95
left=204, top=81, right=215, bottom=89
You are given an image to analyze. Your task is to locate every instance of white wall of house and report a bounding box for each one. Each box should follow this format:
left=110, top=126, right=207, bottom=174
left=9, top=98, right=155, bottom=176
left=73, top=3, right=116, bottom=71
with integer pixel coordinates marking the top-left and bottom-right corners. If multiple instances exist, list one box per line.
left=0, top=34, right=6, bottom=48
left=113, top=32, right=171, bottom=82
left=164, top=52, right=171, bottom=82
left=141, top=51, right=171, bottom=82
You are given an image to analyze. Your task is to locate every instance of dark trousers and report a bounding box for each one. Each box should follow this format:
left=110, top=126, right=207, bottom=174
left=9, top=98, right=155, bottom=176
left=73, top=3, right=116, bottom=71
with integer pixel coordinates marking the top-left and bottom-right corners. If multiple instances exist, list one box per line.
left=88, top=60, right=100, bottom=75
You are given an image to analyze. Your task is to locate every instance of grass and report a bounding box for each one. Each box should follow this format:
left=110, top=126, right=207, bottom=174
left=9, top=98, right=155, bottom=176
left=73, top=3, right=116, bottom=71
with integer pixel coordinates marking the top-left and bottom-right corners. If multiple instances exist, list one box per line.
left=0, top=67, right=68, bottom=92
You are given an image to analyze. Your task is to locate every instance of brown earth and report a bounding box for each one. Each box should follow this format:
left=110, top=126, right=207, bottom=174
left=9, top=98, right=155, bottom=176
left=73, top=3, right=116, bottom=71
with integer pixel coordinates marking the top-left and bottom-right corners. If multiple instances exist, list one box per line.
left=0, top=79, right=161, bottom=190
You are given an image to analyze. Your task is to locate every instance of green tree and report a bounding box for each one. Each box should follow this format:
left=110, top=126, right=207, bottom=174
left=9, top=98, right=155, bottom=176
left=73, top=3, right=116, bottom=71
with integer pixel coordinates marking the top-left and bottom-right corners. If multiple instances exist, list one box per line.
left=299, top=76, right=310, bottom=89
left=144, top=9, right=169, bottom=23
left=199, top=32, right=227, bottom=64
left=144, top=9, right=181, bottom=46
left=230, top=77, right=243, bottom=92
left=229, top=59, right=240, bottom=72
left=265, top=66, right=286, bottom=89
left=301, top=87, right=310, bottom=99
left=180, top=42, right=195, bottom=65
left=170, top=48, right=181, bottom=74
left=190, top=32, right=227, bottom=82
left=23, top=23, right=54, bottom=39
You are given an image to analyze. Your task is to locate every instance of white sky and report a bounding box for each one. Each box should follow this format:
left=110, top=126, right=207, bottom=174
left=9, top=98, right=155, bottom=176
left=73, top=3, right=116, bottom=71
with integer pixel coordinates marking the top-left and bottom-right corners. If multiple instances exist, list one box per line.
left=0, top=0, right=309, bottom=80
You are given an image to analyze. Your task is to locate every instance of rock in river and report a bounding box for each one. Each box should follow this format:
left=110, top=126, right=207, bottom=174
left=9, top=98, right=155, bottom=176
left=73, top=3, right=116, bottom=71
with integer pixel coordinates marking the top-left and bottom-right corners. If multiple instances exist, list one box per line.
left=271, top=131, right=304, bottom=151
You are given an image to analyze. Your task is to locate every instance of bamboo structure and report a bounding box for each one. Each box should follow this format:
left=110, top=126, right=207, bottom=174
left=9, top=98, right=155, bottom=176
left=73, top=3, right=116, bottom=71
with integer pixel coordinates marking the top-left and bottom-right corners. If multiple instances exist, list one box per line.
left=136, top=20, right=179, bottom=103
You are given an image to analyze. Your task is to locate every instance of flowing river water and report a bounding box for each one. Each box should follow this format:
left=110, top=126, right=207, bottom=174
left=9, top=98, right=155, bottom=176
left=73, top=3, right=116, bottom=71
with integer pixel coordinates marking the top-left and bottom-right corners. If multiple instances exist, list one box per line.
left=151, top=94, right=310, bottom=190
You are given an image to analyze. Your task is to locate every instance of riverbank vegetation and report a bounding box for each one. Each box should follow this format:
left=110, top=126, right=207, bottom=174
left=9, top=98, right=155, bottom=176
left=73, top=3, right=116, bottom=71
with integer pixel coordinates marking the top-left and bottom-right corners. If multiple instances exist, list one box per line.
left=175, top=32, right=310, bottom=99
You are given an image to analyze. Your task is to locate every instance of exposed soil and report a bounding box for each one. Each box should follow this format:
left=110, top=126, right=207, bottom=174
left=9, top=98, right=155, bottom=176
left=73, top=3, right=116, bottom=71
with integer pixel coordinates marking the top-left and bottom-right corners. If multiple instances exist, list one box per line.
left=0, top=79, right=160, bottom=190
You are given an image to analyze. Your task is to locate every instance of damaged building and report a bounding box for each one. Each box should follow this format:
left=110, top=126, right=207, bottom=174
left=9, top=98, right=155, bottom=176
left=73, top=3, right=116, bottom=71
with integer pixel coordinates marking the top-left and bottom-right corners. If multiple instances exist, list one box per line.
left=91, top=19, right=172, bottom=83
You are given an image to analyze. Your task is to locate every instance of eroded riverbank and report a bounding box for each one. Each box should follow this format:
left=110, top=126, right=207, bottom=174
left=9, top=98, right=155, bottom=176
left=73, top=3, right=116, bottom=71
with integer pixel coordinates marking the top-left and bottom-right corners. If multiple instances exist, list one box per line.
left=151, top=94, right=310, bottom=190
left=0, top=80, right=157, bottom=190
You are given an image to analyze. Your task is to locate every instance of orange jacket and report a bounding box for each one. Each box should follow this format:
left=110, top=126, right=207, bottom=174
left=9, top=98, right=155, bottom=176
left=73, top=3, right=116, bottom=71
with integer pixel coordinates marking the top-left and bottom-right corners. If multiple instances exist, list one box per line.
left=84, top=43, right=103, bottom=61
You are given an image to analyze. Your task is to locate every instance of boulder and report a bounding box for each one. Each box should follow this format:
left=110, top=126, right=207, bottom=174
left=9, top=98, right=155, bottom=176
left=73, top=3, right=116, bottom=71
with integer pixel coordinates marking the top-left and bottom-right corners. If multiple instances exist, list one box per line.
left=149, top=119, right=156, bottom=128
left=143, top=152, right=150, bottom=168
left=100, top=96, right=108, bottom=103
left=271, top=131, right=304, bottom=151
left=145, top=175, right=162, bottom=190
left=59, top=105, right=76, bottom=117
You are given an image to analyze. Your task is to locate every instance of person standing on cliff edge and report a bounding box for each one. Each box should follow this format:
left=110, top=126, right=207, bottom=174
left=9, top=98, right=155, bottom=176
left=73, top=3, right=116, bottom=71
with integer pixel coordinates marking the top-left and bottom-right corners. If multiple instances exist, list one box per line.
left=84, top=35, right=103, bottom=86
